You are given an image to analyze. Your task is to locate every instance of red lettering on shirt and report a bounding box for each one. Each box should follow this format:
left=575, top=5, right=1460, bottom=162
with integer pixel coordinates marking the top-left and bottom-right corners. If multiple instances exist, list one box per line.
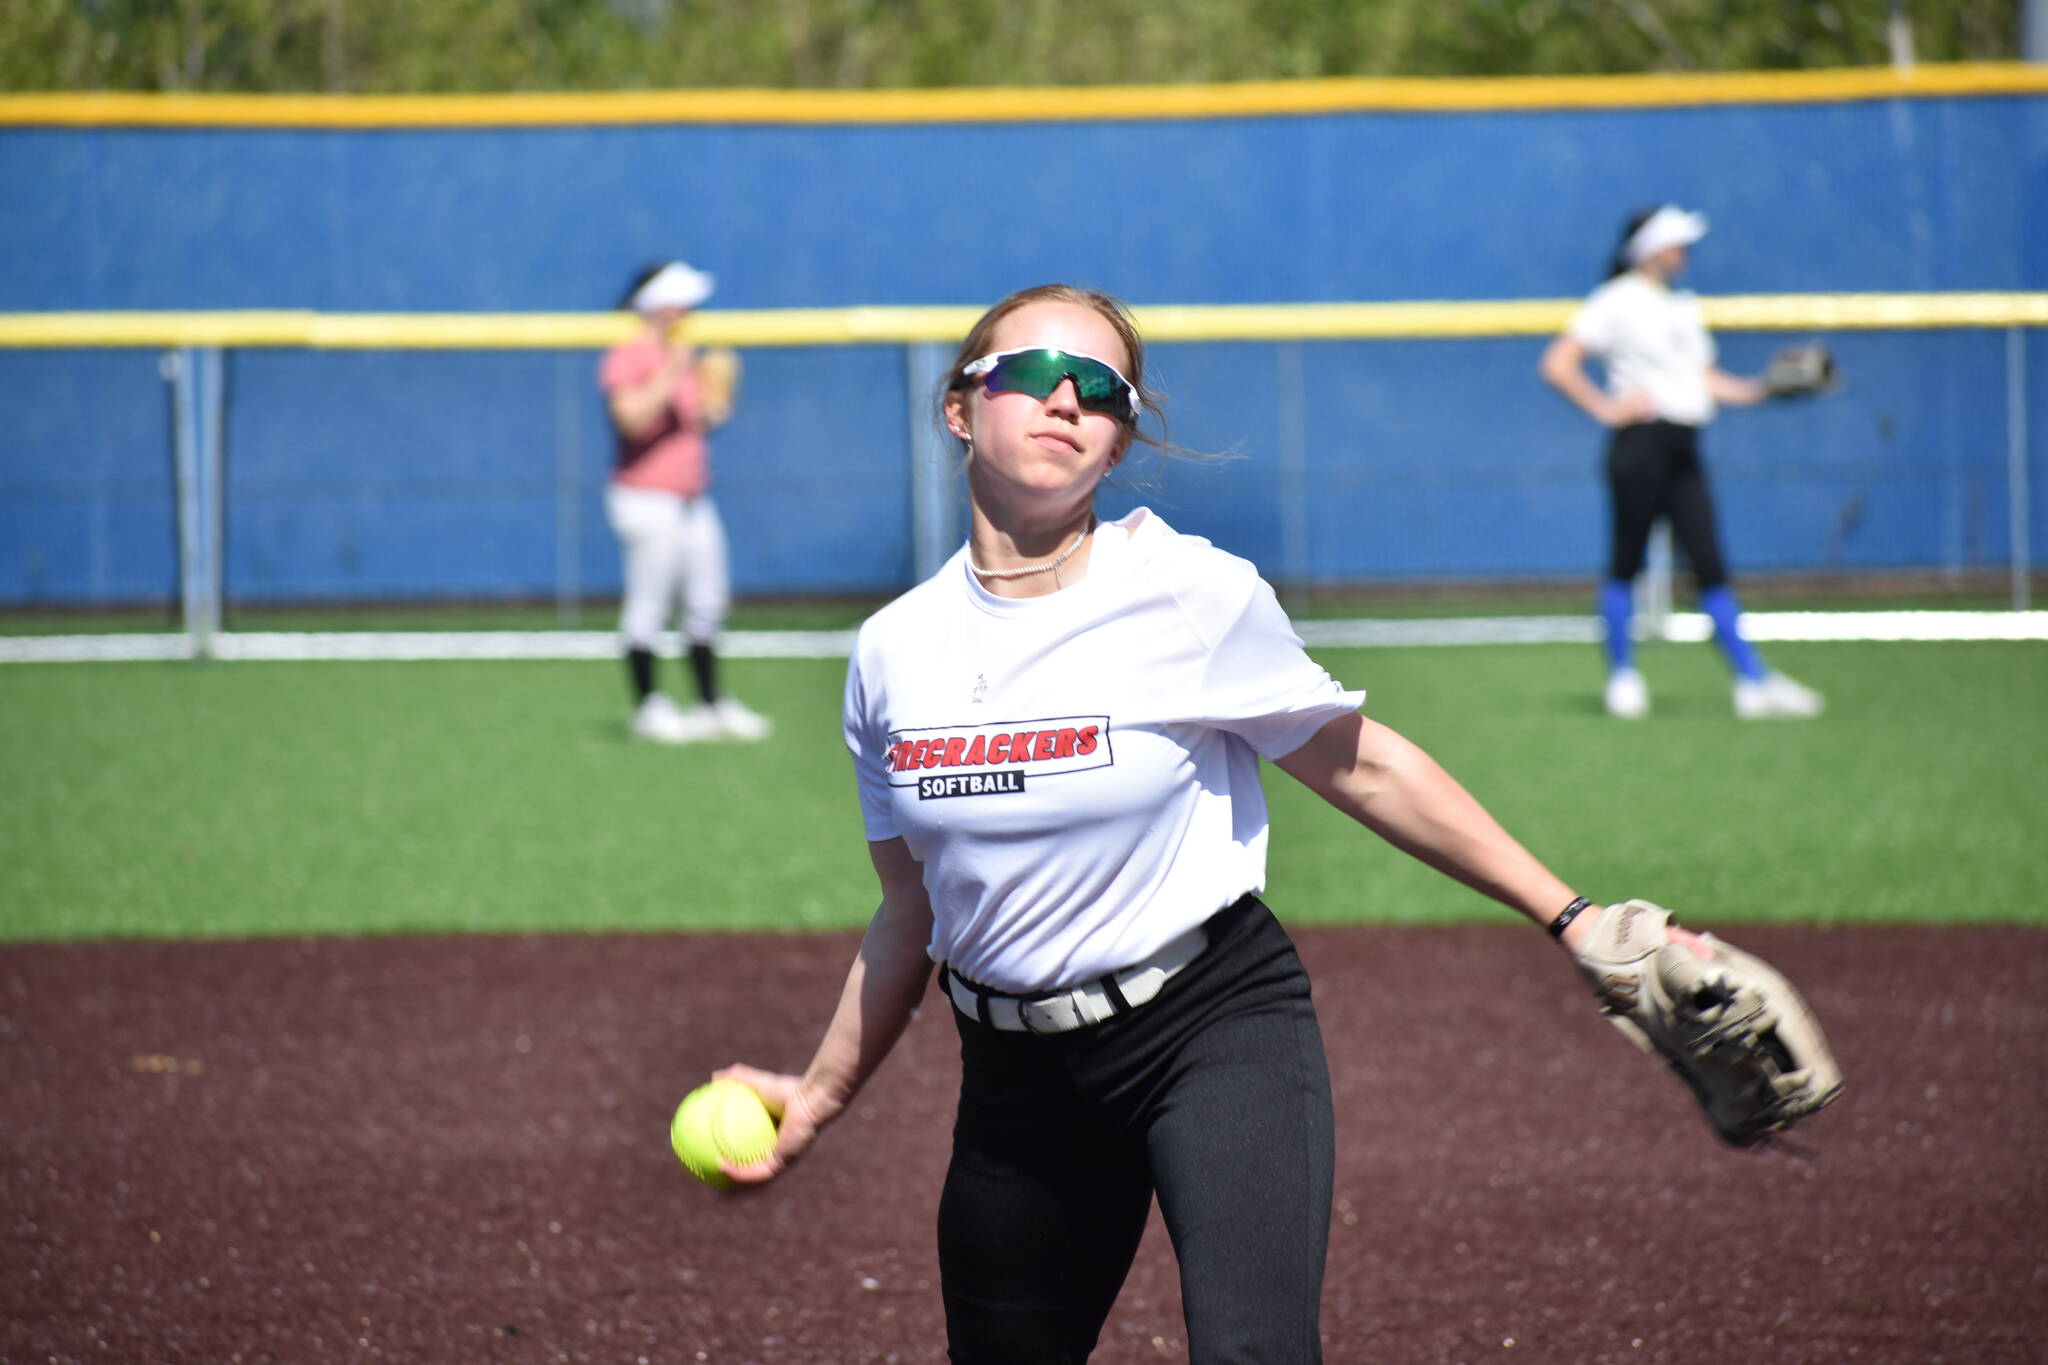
left=887, top=719, right=1107, bottom=780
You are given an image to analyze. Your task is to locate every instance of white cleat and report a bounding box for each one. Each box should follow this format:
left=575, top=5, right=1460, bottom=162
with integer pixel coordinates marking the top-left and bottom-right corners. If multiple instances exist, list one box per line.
left=631, top=692, right=718, bottom=744
left=709, top=697, right=774, bottom=741
left=1734, top=672, right=1825, bottom=720
left=1604, top=667, right=1650, bottom=719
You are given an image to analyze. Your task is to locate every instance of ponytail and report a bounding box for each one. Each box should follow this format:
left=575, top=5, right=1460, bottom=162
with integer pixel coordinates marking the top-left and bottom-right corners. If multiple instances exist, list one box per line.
left=1606, top=207, right=1660, bottom=279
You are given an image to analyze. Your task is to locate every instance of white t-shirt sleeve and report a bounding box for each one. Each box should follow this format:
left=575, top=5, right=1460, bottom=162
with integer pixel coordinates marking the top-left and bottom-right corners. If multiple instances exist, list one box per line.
left=1189, top=573, right=1366, bottom=761
left=841, top=644, right=900, bottom=842
left=1566, top=284, right=1620, bottom=356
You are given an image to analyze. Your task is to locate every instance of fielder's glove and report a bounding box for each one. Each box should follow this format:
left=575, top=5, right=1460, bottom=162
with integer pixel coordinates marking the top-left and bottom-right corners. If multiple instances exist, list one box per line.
left=1761, top=343, right=1839, bottom=399
left=697, top=346, right=742, bottom=427
left=1570, top=900, right=1843, bottom=1148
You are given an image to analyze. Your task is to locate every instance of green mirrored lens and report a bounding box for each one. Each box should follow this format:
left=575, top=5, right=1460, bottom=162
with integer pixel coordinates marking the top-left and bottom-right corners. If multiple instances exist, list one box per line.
left=984, top=350, right=1130, bottom=416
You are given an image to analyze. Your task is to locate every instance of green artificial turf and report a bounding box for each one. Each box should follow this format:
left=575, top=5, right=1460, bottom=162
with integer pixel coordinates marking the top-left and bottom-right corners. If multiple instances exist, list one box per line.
left=2, top=638, right=2039, bottom=942
left=1262, top=639, right=2044, bottom=927
left=2, top=580, right=2033, bottom=637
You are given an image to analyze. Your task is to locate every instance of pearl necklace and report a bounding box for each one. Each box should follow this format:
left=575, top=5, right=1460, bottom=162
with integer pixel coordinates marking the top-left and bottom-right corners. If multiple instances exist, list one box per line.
left=969, top=523, right=1092, bottom=582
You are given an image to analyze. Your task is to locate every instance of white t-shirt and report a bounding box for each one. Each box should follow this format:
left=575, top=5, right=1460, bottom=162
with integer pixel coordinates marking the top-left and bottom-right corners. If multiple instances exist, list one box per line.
left=841, top=508, right=1365, bottom=994
left=1567, top=273, right=1718, bottom=427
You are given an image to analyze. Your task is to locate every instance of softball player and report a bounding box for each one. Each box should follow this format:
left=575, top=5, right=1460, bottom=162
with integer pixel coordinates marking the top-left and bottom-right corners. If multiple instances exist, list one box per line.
left=1540, top=205, right=1824, bottom=721
left=600, top=261, right=770, bottom=745
left=714, top=285, right=1707, bottom=1363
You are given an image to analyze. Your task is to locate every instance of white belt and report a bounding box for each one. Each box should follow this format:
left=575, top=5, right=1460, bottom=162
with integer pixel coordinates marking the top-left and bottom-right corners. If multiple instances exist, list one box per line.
left=943, top=926, right=1210, bottom=1034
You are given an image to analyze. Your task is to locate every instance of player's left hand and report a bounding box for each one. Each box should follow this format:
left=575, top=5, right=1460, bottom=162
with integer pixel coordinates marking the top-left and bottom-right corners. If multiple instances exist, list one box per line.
left=1557, top=902, right=1711, bottom=960
left=1563, top=900, right=1844, bottom=1147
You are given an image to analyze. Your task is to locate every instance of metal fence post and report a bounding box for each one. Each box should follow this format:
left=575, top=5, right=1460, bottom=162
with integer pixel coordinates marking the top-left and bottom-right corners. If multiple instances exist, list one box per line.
left=1275, top=341, right=1309, bottom=605
left=907, top=342, right=957, bottom=582
left=555, top=353, right=582, bottom=627
left=1636, top=523, right=1673, bottom=638
left=166, top=345, right=224, bottom=657
left=2009, top=326, right=2032, bottom=610
left=166, top=347, right=198, bottom=651
left=198, top=346, right=224, bottom=646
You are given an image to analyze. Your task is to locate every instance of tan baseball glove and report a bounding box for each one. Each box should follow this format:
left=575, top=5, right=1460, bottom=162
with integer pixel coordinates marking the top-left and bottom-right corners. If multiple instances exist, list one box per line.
left=696, top=346, right=742, bottom=428
left=1571, top=900, right=1843, bottom=1147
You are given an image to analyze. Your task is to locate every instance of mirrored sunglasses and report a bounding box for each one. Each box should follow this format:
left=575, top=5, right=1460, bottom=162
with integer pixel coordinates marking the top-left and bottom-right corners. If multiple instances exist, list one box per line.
left=958, top=348, right=1139, bottom=421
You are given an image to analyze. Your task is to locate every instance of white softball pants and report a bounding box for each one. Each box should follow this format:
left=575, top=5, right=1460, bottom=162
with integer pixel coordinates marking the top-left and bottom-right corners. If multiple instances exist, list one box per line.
left=605, top=484, right=731, bottom=649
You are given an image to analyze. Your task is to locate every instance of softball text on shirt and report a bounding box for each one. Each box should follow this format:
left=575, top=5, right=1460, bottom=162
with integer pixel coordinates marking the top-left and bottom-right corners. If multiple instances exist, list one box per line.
left=885, top=716, right=1111, bottom=799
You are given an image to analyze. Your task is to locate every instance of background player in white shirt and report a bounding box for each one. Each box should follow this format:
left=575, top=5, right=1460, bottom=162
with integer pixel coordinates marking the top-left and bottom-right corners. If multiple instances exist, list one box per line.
left=1540, top=205, right=1825, bottom=721
left=713, top=284, right=1710, bottom=1363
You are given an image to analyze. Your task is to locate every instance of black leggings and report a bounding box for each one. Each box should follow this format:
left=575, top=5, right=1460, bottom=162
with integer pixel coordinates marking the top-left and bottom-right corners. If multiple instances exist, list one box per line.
left=1606, top=420, right=1729, bottom=591
left=939, top=895, right=1334, bottom=1365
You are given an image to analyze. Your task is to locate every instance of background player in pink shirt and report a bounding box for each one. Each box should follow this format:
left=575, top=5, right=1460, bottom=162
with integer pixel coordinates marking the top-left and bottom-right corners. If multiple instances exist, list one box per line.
left=600, top=261, right=771, bottom=744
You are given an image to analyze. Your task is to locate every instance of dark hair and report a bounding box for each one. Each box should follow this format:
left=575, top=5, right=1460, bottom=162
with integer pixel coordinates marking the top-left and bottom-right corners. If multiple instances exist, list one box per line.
left=617, top=262, right=671, bottom=310
left=936, top=283, right=1224, bottom=487
left=1607, top=207, right=1662, bottom=279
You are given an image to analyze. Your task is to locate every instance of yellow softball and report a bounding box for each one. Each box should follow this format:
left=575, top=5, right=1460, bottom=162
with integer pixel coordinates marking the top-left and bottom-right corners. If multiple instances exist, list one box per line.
left=669, top=1079, right=778, bottom=1190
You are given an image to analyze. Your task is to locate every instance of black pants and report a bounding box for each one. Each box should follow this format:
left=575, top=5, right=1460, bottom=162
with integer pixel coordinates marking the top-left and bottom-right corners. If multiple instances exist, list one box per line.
left=1606, top=420, right=1729, bottom=591
left=939, top=895, right=1334, bottom=1365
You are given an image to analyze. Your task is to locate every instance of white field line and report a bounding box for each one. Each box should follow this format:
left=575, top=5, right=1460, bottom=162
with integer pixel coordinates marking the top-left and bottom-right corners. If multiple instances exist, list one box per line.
left=1296, top=610, right=2048, bottom=648
left=1, top=611, right=2044, bottom=664
left=0, top=629, right=859, bottom=663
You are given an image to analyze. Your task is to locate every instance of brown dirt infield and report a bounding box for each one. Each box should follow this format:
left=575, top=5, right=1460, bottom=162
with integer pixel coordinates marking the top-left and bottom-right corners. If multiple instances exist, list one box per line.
left=4, top=925, right=2044, bottom=1364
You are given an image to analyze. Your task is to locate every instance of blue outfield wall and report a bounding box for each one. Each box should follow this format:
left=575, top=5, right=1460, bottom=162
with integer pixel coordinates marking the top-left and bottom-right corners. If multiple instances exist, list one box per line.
left=1, top=88, right=2043, bottom=605
left=3, top=96, right=2039, bottom=310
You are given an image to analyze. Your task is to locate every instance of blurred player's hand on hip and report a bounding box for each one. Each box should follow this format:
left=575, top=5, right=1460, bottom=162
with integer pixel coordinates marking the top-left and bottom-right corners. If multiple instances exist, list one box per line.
left=1601, top=391, right=1659, bottom=427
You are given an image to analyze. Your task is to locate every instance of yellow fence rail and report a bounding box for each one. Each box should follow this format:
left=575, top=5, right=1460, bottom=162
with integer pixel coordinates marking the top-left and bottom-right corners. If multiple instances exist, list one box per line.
left=4, top=64, right=2047, bottom=127
left=3, top=293, right=2045, bottom=351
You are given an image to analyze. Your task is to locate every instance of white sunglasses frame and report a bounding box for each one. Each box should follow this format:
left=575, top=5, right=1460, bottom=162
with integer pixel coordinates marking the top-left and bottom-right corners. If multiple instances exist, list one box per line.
left=958, top=347, right=1140, bottom=421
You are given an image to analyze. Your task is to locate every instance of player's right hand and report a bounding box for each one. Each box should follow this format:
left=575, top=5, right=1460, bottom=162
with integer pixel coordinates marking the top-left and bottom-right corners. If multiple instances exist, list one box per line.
left=711, top=1063, right=832, bottom=1184
left=1601, top=391, right=1659, bottom=427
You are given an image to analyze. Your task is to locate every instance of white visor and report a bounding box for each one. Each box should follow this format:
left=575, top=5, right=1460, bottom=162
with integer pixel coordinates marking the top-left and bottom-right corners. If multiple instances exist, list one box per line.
left=629, top=262, right=715, bottom=314
left=1625, top=206, right=1709, bottom=265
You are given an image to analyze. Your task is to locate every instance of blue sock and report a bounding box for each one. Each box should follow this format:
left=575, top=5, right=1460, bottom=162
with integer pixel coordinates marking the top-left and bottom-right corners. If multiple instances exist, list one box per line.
left=1599, top=579, right=1635, bottom=672
left=1700, top=585, right=1766, bottom=681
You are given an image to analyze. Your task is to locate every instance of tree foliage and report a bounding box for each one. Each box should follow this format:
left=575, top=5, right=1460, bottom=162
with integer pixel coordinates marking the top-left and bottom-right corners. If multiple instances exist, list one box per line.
left=0, top=0, right=2020, bottom=94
